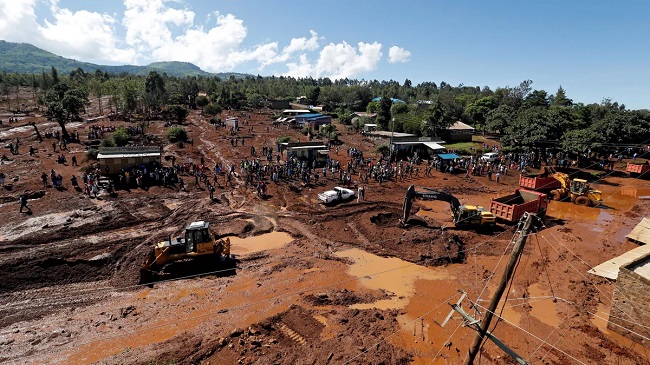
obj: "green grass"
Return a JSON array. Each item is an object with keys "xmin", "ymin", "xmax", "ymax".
[{"xmin": 443, "ymin": 141, "xmax": 477, "ymax": 150}]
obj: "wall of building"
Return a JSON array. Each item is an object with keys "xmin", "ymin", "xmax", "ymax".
[{"xmin": 608, "ymin": 266, "xmax": 650, "ymax": 348}]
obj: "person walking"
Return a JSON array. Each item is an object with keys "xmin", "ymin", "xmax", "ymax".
[
  {"xmin": 209, "ymin": 184, "xmax": 215, "ymax": 200},
  {"xmin": 0, "ymin": 172, "xmax": 5, "ymax": 186},
  {"xmin": 71, "ymin": 155, "xmax": 78, "ymax": 166},
  {"xmin": 495, "ymin": 172, "xmax": 500, "ymax": 183},
  {"xmin": 19, "ymin": 193, "xmax": 31, "ymax": 213}
]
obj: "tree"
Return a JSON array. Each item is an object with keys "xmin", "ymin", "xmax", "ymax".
[
  {"xmin": 550, "ymin": 86, "xmax": 572, "ymax": 107},
  {"xmin": 465, "ymin": 96, "xmax": 497, "ymax": 129},
  {"xmin": 195, "ymin": 95, "xmax": 209, "ymax": 110},
  {"xmin": 308, "ymin": 86, "xmax": 320, "ymax": 106},
  {"xmin": 376, "ymin": 96, "xmax": 393, "ymax": 130},
  {"xmin": 43, "ymin": 83, "xmax": 88, "ymax": 140},
  {"xmin": 113, "ymin": 127, "xmax": 129, "ymax": 147},
  {"xmin": 422, "ymin": 100, "xmax": 445, "ymax": 137},
  {"xmin": 50, "ymin": 66, "xmax": 59, "ymax": 85},
  {"xmin": 144, "ymin": 71, "xmax": 166, "ymax": 117},
  {"xmin": 203, "ymin": 103, "xmax": 222, "ymax": 116},
  {"xmin": 320, "ymin": 123, "xmax": 337, "ymax": 140},
  {"xmin": 485, "ymin": 105, "xmax": 514, "ymax": 133},
  {"xmin": 167, "ymin": 126, "xmax": 188, "ymax": 142}
]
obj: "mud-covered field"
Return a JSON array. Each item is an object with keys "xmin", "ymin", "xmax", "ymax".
[{"xmin": 0, "ymin": 100, "xmax": 649, "ymax": 364}]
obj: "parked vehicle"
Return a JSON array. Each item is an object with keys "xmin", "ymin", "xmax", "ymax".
[
  {"xmin": 626, "ymin": 162, "xmax": 650, "ymax": 176},
  {"xmin": 318, "ymin": 186, "xmax": 355, "ymax": 204},
  {"xmin": 480, "ymin": 152, "xmax": 500, "ymax": 162},
  {"xmin": 490, "ymin": 189, "xmax": 547, "ymax": 223}
]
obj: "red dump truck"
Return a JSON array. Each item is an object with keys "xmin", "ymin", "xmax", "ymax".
[
  {"xmin": 490, "ymin": 189, "xmax": 548, "ymax": 223},
  {"xmin": 519, "ymin": 173, "xmax": 561, "ymax": 191},
  {"xmin": 626, "ymin": 162, "xmax": 650, "ymax": 176}
]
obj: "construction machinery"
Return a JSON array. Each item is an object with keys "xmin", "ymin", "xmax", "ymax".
[
  {"xmin": 140, "ymin": 221, "xmax": 231, "ymax": 281},
  {"xmin": 402, "ymin": 185, "xmax": 496, "ymax": 229},
  {"xmin": 549, "ymin": 169, "xmax": 603, "ymax": 206}
]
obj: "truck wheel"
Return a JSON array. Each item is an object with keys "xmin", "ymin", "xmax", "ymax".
[
  {"xmin": 550, "ymin": 191, "xmax": 562, "ymax": 201},
  {"xmin": 574, "ymin": 196, "xmax": 590, "ymax": 206}
]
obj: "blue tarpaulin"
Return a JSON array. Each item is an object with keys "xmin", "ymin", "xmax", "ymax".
[{"xmin": 437, "ymin": 153, "xmax": 461, "ymax": 160}]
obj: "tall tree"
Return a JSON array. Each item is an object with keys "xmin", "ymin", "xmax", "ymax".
[
  {"xmin": 144, "ymin": 71, "xmax": 166, "ymax": 117},
  {"xmin": 43, "ymin": 83, "xmax": 88, "ymax": 140}
]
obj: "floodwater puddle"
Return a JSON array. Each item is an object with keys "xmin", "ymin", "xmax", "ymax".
[
  {"xmin": 228, "ymin": 231, "xmax": 293, "ymax": 255},
  {"xmin": 591, "ymin": 303, "xmax": 644, "ymax": 350},
  {"xmin": 334, "ymin": 248, "xmax": 452, "ymax": 310},
  {"xmin": 527, "ymin": 283, "xmax": 560, "ymax": 327}
]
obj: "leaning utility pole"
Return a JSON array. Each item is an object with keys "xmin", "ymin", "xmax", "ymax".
[{"xmin": 464, "ymin": 213, "xmax": 536, "ymax": 365}]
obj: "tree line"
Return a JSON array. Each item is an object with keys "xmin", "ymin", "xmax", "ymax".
[{"xmin": 1, "ymin": 67, "xmax": 649, "ymax": 154}]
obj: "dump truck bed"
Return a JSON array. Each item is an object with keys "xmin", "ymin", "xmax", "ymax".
[
  {"xmin": 519, "ymin": 174, "xmax": 561, "ymax": 191},
  {"xmin": 626, "ymin": 163, "xmax": 650, "ymax": 175},
  {"xmin": 490, "ymin": 189, "xmax": 547, "ymax": 223}
]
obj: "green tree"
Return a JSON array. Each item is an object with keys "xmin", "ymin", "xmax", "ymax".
[
  {"xmin": 308, "ymin": 86, "xmax": 321, "ymax": 106},
  {"xmin": 550, "ymin": 86, "xmax": 572, "ymax": 107},
  {"xmin": 376, "ymin": 96, "xmax": 393, "ymax": 130},
  {"xmin": 203, "ymin": 103, "xmax": 222, "ymax": 116},
  {"xmin": 485, "ymin": 105, "xmax": 515, "ymax": 133},
  {"xmin": 195, "ymin": 95, "xmax": 209, "ymax": 110},
  {"xmin": 465, "ymin": 96, "xmax": 497, "ymax": 129},
  {"xmin": 144, "ymin": 71, "xmax": 166, "ymax": 117},
  {"xmin": 167, "ymin": 126, "xmax": 188, "ymax": 142},
  {"xmin": 43, "ymin": 83, "xmax": 88, "ymax": 140},
  {"xmin": 421, "ymin": 100, "xmax": 446, "ymax": 137},
  {"xmin": 113, "ymin": 126, "xmax": 129, "ymax": 147}
]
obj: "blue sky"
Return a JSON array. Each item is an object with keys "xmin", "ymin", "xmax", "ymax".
[{"xmin": 0, "ymin": 0, "xmax": 649, "ymax": 109}]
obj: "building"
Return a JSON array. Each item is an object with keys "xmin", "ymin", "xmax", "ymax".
[
  {"xmin": 294, "ymin": 113, "xmax": 332, "ymax": 130},
  {"xmin": 97, "ymin": 146, "xmax": 162, "ymax": 174},
  {"xmin": 442, "ymin": 121, "xmax": 475, "ymax": 142},
  {"xmin": 608, "ymin": 251, "xmax": 650, "ymax": 347},
  {"xmin": 390, "ymin": 136, "xmax": 446, "ymax": 159},
  {"xmin": 279, "ymin": 142, "xmax": 329, "ymax": 167},
  {"xmin": 588, "ymin": 218, "xmax": 650, "ymax": 347}
]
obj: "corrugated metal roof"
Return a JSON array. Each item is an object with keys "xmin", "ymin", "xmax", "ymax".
[
  {"xmin": 626, "ymin": 217, "xmax": 650, "ymax": 245},
  {"xmin": 588, "ymin": 244, "xmax": 650, "ymax": 280},
  {"xmin": 422, "ymin": 142, "xmax": 445, "ymax": 150},
  {"xmin": 447, "ymin": 121, "xmax": 475, "ymax": 130},
  {"xmin": 438, "ymin": 153, "xmax": 461, "ymax": 160},
  {"xmin": 97, "ymin": 152, "xmax": 161, "ymax": 159}
]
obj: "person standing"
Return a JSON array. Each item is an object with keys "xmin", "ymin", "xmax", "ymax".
[
  {"xmin": 71, "ymin": 155, "xmax": 78, "ymax": 166},
  {"xmin": 209, "ymin": 184, "xmax": 215, "ymax": 200},
  {"xmin": 19, "ymin": 193, "xmax": 31, "ymax": 213},
  {"xmin": 495, "ymin": 172, "xmax": 500, "ymax": 183}
]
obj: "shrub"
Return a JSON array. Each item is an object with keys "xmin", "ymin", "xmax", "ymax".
[
  {"xmin": 86, "ymin": 149, "xmax": 99, "ymax": 160},
  {"xmin": 375, "ymin": 144, "xmax": 389, "ymax": 156},
  {"xmin": 203, "ymin": 103, "xmax": 222, "ymax": 116},
  {"xmin": 276, "ymin": 136, "xmax": 291, "ymax": 144},
  {"xmin": 167, "ymin": 126, "xmax": 188, "ymax": 142},
  {"xmin": 113, "ymin": 127, "xmax": 129, "ymax": 147},
  {"xmin": 100, "ymin": 138, "xmax": 115, "ymax": 147}
]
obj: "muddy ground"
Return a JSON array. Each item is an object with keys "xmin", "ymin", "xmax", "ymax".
[{"xmin": 0, "ymin": 95, "xmax": 649, "ymax": 364}]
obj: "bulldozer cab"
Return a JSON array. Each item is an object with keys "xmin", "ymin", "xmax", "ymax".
[
  {"xmin": 185, "ymin": 221, "xmax": 214, "ymax": 253},
  {"xmin": 570, "ymin": 179, "xmax": 589, "ymax": 194},
  {"xmin": 454, "ymin": 205, "xmax": 496, "ymax": 227}
]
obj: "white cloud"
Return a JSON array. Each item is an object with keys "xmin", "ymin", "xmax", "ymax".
[
  {"xmin": 388, "ymin": 46, "xmax": 411, "ymax": 63},
  {"xmin": 0, "ymin": 0, "xmax": 136, "ymax": 64},
  {"xmin": 314, "ymin": 41, "xmax": 383, "ymax": 79},
  {"xmin": 0, "ymin": 0, "xmax": 403, "ymax": 79}
]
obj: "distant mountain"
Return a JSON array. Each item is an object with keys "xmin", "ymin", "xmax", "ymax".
[{"xmin": 0, "ymin": 40, "xmax": 250, "ymax": 78}]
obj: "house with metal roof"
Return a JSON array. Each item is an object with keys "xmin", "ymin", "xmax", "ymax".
[
  {"xmin": 97, "ymin": 146, "xmax": 162, "ymax": 174},
  {"xmin": 442, "ymin": 121, "xmax": 475, "ymax": 142},
  {"xmin": 294, "ymin": 113, "xmax": 332, "ymax": 130}
]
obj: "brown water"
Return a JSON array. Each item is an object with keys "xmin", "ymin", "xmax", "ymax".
[
  {"xmin": 591, "ymin": 303, "xmax": 645, "ymax": 351},
  {"xmin": 335, "ymin": 248, "xmax": 452, "ymax": 310},
  {"xmin": 228, "ymin": 231, "xmax": 293, "ymax": 255}
]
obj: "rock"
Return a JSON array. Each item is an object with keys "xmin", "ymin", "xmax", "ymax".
[
  {"xmin": 120, "ymin": 305, "xmax": 136, "ymax": 318},
  {"xmin": 230, "ymin": 329, "xmax": 244, "ymax": 337}
]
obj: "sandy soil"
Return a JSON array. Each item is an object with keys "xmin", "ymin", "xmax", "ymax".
[{"xmin": 0, "ymin": 99, "xmax": 649, "ymax": 365}]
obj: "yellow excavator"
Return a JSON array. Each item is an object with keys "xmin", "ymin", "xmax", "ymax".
[
  {"xmin": 549, "ymin": 170, "xmax": 603, "ymax": 206},
  {"xmin": 140, "ymin": 221, "xmax": 231, "ymax": 282},
  {"xmin": 402, "ymin": 185, "xmax": 496, "ymax": 229}
]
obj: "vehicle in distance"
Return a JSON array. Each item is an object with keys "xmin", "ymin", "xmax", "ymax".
[
  {"xmin": 318, "ymin": 186, "xmax": 355, "ymax": 204},
  {"xmin": 481, "ymin": 152, "xmax": 500, "ymax": 162}
]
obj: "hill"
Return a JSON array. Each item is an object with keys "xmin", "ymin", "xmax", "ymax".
[{"xmin": 0, "ymin": 40, "xmax": 249, "ymax": 78}]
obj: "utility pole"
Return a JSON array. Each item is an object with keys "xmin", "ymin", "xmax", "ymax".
[{"xmin": 463, "ymin": 213, "xmax": 536, "ymax": 365}]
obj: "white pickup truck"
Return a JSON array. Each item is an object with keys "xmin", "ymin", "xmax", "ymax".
[{"xmin": 318, "ymin": 186, "xmax": 355, "ymax": 204}]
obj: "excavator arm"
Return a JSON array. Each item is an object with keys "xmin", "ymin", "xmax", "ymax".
[{"xmin": 402, "ymin": 185, "xmax": 461, "ymax": 224}]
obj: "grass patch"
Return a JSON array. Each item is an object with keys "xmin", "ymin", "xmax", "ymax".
[{"xmin": 443, "ymin": 141, "xmax": 477, "ymax": 150}]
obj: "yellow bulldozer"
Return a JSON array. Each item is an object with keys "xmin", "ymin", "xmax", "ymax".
[
  {"xmin": 140, "ymin": 221, "xmax": 231, "ymax": 282},
  {"xmin": 549, "ymin": 170, "xmax": 603, "ymax": 206}
]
